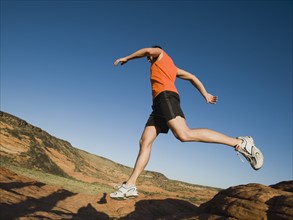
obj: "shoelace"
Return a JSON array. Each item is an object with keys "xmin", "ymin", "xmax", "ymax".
[
  {"xmin": 114, "ymin": 182, "xmax": 125, "ymax": 189},
  {"xmin": 236, "ymin": 152, "xmax": 245, "ymax": 163},
  {"xmin": 114, "ymin": 181, "xmax": 135, "ymax": 190},
  {"xmin": 235, "ymin": 145, "xmax": 252, "ymax": 163}
]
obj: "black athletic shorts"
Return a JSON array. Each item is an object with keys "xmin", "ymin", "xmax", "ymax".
[{"xmin": 145, "ymin": 91, "xmax": 185, "ymax": 133}]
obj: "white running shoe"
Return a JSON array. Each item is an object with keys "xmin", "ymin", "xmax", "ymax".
[
  {"xmin": 235, "ymin": 136, "xmax": 264, "ymax": 170},
  {"xmin": 110, "ymin": 183, "xmax": 138, "ymax": 200}
]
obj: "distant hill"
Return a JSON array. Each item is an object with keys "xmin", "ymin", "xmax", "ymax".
[
  {"xmin": 0, "ymin": 111, "xmax": 219, "ymax": 202},
  {"xmin": 1, "ymin": 111, "xmax": 292, "ymax": 219}
]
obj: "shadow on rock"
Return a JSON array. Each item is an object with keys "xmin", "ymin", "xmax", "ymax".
[
  {"xmin": 72, "ymin": 203, "xmax": 110, "ymax": 220},
  {"xmin": 0, "ymin": 188, "xmax": 76, "ymax": 219},
  {"xmin": 120, "ymin": 198, "xmax": 199, "ymax": 220},
  {"xmin": 266, "ymin": 194, "xmax": 293, "ymax": 220},
  {"xmin": 98, "ymin": 192, "xmax": 107, "ymax": 204}
]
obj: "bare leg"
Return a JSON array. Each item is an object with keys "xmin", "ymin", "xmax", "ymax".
[
  {"xmin": 125, "ymin": 126, "xmax": 159, "ymax": 186},
  {"xmin": 168, "ymin": 116, "xmax": 242, "ymax": 147},
  {"xmin": 125, "ymin": 117, "xmax": 240, "ymax": 187}
]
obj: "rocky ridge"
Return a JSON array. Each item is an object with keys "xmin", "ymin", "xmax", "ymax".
[
  {"xmin": 0, "ymin": 111, "xmax": 292, "ymax": 219},
  {"xmin": 1, "ymin": 167, "xmax": 292, "ymax": 219}
]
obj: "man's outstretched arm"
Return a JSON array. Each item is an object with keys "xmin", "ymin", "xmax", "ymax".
[
  {"xmin": 114, "ymin": 48, "xmax": 162, "ymax": 66},
  {"xmin": 177, "ymin": 68, "xmax": 218, "ymax": 104}
]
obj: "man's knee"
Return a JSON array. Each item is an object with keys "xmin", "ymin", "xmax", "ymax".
[
  {"xmin": 139, "ymin": 138, "xmax": 153, "ymax": 149},
  {"xmin": 173, "ymin": 131, "xmax": 190, "ymax": 142},
  {"xmin": 139, "ymin": 138, "xmax": 143, "ymax": 146}
]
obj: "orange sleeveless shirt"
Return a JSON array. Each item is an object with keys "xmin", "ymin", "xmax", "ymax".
[{"xmin": 150, "ymin": 51, "xmax": 178, "ymax": 99}]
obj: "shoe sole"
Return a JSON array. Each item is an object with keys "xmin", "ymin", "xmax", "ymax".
[
  {"xmin": 237, "ymin": 136, "xmax": 264, "ymax": 170},
  {"xmin": 110, "ymin": 195, "xmax": 138, "ymax": 200},
  {"xmin": 251, "ymin": 146, "xmax": 264, "ymax": 170}
]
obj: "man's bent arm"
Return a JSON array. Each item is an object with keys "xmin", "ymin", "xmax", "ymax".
[
  {"xmin": 177, "ymin": 68, "xmax": 217, "ymax": 104},
  {"xmin": 114, "ymin": 48, "xmax": 162, "ymax": 66}
]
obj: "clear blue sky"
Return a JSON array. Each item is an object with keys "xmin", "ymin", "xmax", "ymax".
[{"xmin": 1, "ymin": 0, "xmax": 292, "ymax": 188}]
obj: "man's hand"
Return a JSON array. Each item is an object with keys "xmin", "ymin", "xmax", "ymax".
[
  {"xmin": 205, "ymin": 93, "xmax": 218, "ymax": 104},
  {"xmin": 114, "ymin": 57, "xmax": 128, "ymax": 66}
]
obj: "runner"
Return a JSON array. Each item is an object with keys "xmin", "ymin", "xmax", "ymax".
[{"xmin": 110, "ymin": 46, "xmax": 264, "ymax": 199}]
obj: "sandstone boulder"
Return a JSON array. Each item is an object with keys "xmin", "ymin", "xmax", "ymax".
[{"xmin": 199, "ymin": 181, "xmax": 293, "ymax": 220}]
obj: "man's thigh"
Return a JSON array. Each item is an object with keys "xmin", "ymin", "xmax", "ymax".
[
  {"xmin": 140, "ymin": 125, "xmax": 160, "ymax": 144},
  {"xmin": 167, "ymin": 116, "xmax": 189, "ymax": 138}
]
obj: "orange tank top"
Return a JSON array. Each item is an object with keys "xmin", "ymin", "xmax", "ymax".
[{"xmin": 150, "ymin": 51, "xmax": 178, "ymax": 99}]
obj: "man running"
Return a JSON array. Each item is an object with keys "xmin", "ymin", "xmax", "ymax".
[{"xmin": 110, "ymin": 46, "xmax": 264, "ymax": 199}]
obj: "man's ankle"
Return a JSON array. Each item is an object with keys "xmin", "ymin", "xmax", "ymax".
[{"xmin": 125, "ymin": 181, "xmax": 135, "ymax": 187}]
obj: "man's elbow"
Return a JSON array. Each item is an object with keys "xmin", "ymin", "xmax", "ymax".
[{"xmin": 147, "ymin": 47, "xmax": 163, "ymax": 57}]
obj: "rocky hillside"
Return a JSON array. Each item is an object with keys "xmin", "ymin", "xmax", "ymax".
[
  {"xmin": 1, "ymin": 111, "xmax": 292, "ymax": 219},
  {"xmin": 1, "ymin": 167, "xmax": 292, "ymax": 219},
  {"xmin": 0, "ymin": 111, "xmax": 219, "ymax": 202}
]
